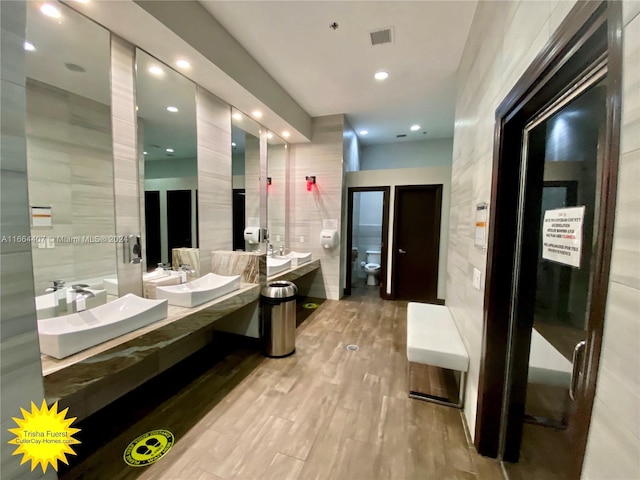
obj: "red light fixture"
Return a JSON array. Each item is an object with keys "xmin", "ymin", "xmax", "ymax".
[{"xmin": 306, "ymin": 176, "xmax": 316, "ymax": 191}]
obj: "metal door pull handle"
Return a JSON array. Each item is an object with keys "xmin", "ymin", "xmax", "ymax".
[
  {"xmin": 570, "ymin": 340, "xmax": 586, "ymax": 401},
  {"xmin": 398, "ymin": 249, "xmax": 407, "ymax": 254}
]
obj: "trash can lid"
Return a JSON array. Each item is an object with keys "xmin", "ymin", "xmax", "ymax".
[{"xmin": 261, "ymin": 280, "xmax": 298, "ymax": 299}]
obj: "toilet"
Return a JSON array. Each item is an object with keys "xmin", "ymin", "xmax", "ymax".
[{"xmin": 362, "ymin": 250, "xmax": 382, "ymax": 286}]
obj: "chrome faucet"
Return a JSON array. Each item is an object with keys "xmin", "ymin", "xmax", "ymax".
[
  {"xmin": 268, "ymin": 244, "xmax": 275, "ymax": 257},
  {"xmin": 45, "ymin": 280, "xmax": 67, "ymax": 313},
  {"xmin": 279, "ymin": 245, "xmax": 286, "ymax": 256},
  {"xmin": 71, "ymin": 284, "xmax": 95, "ymax": 312},
  {"xmin": 179, "ymin": 264, "xmax": 197, "ymax": 280}
]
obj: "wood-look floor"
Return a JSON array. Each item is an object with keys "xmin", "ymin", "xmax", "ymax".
[{"xmin": 60, "ymin": 286, "xmax": 503, "ymax": 480}]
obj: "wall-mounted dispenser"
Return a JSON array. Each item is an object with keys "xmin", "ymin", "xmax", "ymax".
[
  {"xmin": 320, "ymin": 229, "xmax": 338, "ymax": 249},
  {"xmin": 123, "ymin": 234, "xmax": 142, "ymax": 264},
  {"xmin": 244, "ymin": 226, "xmax": 262, "ymax": 244}
]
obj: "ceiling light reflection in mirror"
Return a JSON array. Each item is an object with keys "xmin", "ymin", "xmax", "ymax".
[
  {"xmin": 25, "ymin": 0, "xmax": 117, "ymax": 299},
  {"xmin": 136, "ymin": 49, "xmax": 198, "ymax": 270}
]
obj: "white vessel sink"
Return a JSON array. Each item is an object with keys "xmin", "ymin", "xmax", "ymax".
[
  {"xmin": 267, "ymin": 257, "xmax": 292, "ymax": 276},
  {"xmin": 37, "ymin": 294, "xmax": 168, "ymax": 359},
  {"xmin": 155, "ymin": 273, "xmax": 241, "ymax": 308},
  {"xmin": 283, "ymin": 251, "xmax": 312, "ymax": 266}
]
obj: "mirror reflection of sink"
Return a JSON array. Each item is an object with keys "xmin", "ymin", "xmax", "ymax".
[
  {"xmin": 267, "ymin": 257, "xmax": 291, "ymax": 276},
  {"xmin": 282, "ymin": 251, "xmax": 312, "ymax": 266},
  {"xmin": 35, "ymin": 289, "xmax": 108, "ymax": 320},
  {"xmin": 155, "ymin": 273, "xmax": 241, "ymax": 307},
  {"xmin": 37, "ymin": 294, "xmax": 168, "ymax": 359},
  {"xmin": 104, "ymin": 270, "xmax": 182, "ymax": 296}
]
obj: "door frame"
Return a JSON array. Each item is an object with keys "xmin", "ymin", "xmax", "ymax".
[
  {"xmin": 391, "ymin": 184, "xmax": 443, "ymax": 302},
  {"xmin": 345, "ymin": 186, "xmax": 390, "ymax": 297},
  {"xmin": 474, "ymin": 2, "xmax": 622, "ymax": 478}
]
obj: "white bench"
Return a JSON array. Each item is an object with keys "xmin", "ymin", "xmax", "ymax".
[{"xmin": 407, "ymin": 302, "xmax": 469, "ymax": 408}]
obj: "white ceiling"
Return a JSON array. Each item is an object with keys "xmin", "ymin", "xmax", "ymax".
[{"xmin": 200, "ymin": 1, "xmax": 477, "ymax": 145}]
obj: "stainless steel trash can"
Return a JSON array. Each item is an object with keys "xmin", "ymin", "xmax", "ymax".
[{"xmin": 260, "ymin": 281, "xmax": 298, "ymax": 357}]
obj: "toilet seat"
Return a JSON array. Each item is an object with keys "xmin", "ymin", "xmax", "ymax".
[{"xmin": 364, "ymin": 263, "xmax": 380, "ymax": 272}]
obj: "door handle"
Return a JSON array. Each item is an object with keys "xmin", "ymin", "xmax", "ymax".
[
  {"xmin": 398, "ymin": 249, "xmax": 407, "ymax": 254},
  {"xmin": 569, "ymin": 340, "xmax": 586, "ymax": 401}
]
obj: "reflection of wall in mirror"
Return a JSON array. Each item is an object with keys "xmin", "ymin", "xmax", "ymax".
[
  {"xmin": 267, "ymin": 144, "xmax": 287, "ymax": 250},
  {"xmin": 26, "ymin": 79, "xmax": 117, "ymax": 294},
  {"xmin": 244, "ymin": 134, "xmax": 261, "ymax": 250}
]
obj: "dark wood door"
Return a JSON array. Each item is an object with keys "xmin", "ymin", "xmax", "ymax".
[
  {"xmin": 393, "ymin": 185, "xmax": 442, "ymax": 302},
  {"xmin": 167, "ymin": 190, "xmax": 192, "ymax": 254},
  {"xmin": 144, "ymin": 190, "xmax": 161, "ymax": 269},
  {"xmin": 232, "ymin": 189, "xmax": 246, "ymax": 251}
]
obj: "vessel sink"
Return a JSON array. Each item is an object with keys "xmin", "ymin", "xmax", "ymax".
[
  {"xmin": 104, "ymin": 270, "xmax": 182, "ymax": 296},
  {"xmin": 37, "ymin": 294, "xmax": 168, "ymax": 359},
  {"xmin": 267, "ymin": 257, "xmax": 292, "ymax": 276},
  {"xmin": 155, "ymin": 273, "xmax": 241, "ymax": 307},
  {"xmin": 283, "ymin": 251, "xmax": 312, "ymax": 266}
]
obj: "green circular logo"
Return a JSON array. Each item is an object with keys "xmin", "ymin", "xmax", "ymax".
[
  {"xmin": 123, "ymin": 429, "xmax": 174, "ymax": 467},
  {"xmin": 302, "ymin": 302, "xmax": 318, "ymax": 309}
]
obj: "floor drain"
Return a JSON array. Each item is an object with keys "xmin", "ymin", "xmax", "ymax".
[{"xmin": 346, "ymin": 344, "xmax": 359, "ymax": 351}]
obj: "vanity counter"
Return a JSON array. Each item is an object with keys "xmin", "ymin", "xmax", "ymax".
[
  {"xmin": 267, "ymin": 259, "xmax": 321, "ymax": 283},
  {"xmin": 41, "ymin": 283, "xmax": 260, "ymax": 420}
]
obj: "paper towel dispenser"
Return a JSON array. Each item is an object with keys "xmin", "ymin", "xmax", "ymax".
[{"xmin": 320, "ymin": 229, "xmax": 338, "ymax": 249}]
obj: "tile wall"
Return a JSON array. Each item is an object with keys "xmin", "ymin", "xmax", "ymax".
[
  {"xmin": 583, "ymin": 2, "xmax": 640, "ymax": 478},
  {"xmin": 110, "ymin": 36, "xmax": 142, "ymax": 296},
  {"xmin": 0, "ymin": 2, "xmax": 54, "ymax": 478},
  {"xmin": 196, "ymin": 86, "xmax": 233, "ymax": 274},
  {"xmin": 289, "ymin": 115, "xmax": 345, "ymax": 300}
]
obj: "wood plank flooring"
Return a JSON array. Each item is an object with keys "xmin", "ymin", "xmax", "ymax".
[{"xmin": 59, "ymin": 286, "xmax": 503, "ymax": 480}]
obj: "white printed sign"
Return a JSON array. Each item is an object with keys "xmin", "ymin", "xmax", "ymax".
[{"xmin": 542, "ymin": 206, "xmax": 585, "ymax": 268}]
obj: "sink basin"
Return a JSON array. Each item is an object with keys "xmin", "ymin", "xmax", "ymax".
[
  {"xmin": 37, "ymin": 294, "xmax": 168, "ymax": 359},
  {"xmin": 35, "ymin": 288, "xmax": 108, "ymax": 320},
  {"xmin": 283, "ymin": 251, "xmax": 312, "ymax": 266},
  {"xmin": 267, "ymin": 257, "xmax": 292, "ymax": 276},
  {"xmin": 155, "ymin": 273, "xmax": 241, "ymax": 307},
  {"xmin": 104, "ymin": 270, "xmax": 182, "ymax": 296}
]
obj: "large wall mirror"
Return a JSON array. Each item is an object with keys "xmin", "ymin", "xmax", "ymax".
[
  {"xmin": 267, "ymin": 132, "xmax": 288, "ymax": 251},
  {"xmin": 135, "ymin": 49, "xmax": 197, "ymax": 270},
  {"xmin": 25, "ymin": 1, "xmax": 116, "ymax": 306},
  {"xmin": 231, "ymin": 108, "xmax": 262, "ymax": 251}
]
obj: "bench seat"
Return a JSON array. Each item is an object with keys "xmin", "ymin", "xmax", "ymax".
[{"xmin": 407, "ymin": 302, "xmax": 469, "ymax": 408}]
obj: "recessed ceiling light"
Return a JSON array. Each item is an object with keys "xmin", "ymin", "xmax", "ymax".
[
  {"xmin": 166, "ymin": 148, "xmax": 174, "ymax": 153},
  {"xmin": 374, "ymin": 71, "xmax": 389, "ymax": 81},
  {"xmin": 176, "ymin": 59, "xmax": 190, "ymax": 69},
  {"xmin": 231, "ymin": 142, "xmax": 236, "ymax": 147},
  {"xmin": 143, "ymin": 151, "xmax": 148, "ymax": 155},
  {"xmin": 282, "ymin": 131, "xmax": 290, "ymax": 138},
  {"xmin": 40, "ymin": 3, "xmax": 61, "ymax": 18},
  {"xmin": 359, "ymin": 130, "xmax": 368, "ymax": 136},
  {"xmin": 410, "ymin": 124, "xmax": 420, "ymax": 131},
  {"xmin": 266, "ymin": 133, "xmax": 273, "ymax": 139},
  {"xmin": 232, "ymin": 112, "xmax": 242, "ymax": 120},
  {"xmin": 148, "ymin": 66, "xmax": 163, "ymax": 76},
  {"xmin": 166, "ymin": 106, "xmax": 179, "ymax": 113},
  {"xmin": 252, "ymin": 110, "xmax": 262, "ymax": 118},
  {"xmin": 73, "ymin": 0, "xmax": 90, "ymax": 4},
  {"xmin": 24, "ymin": 41, "xmax": 35, "ymax": 51}
]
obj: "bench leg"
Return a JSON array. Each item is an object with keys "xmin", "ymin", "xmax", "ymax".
[{"xmin": 408, "ymin": 366, "xmax": 466, "ymax": 409}]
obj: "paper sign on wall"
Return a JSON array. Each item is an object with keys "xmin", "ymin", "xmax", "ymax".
[
  {"xmin": 31, "ymin": 206, "xmax": 52, "ymax": 227},
  {"xmin": 323, "ymin": 219, "xmax": 338, "ymax": 230},
  {"xmin": 542, "ymin": 206, "xmax": 585, "ymax": 268},
  {"xmin": 474, "ymin": 202, "xmax": 488, "ymax": 248}
]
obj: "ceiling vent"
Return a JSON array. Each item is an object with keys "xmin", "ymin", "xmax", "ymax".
[
  {"xmin": 396, "ymin": 134, "xmax": 407, "ymax": 138},
  {"xmin": 369, "ymin": 26, "xmax": 394, "ymax": 46}
]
